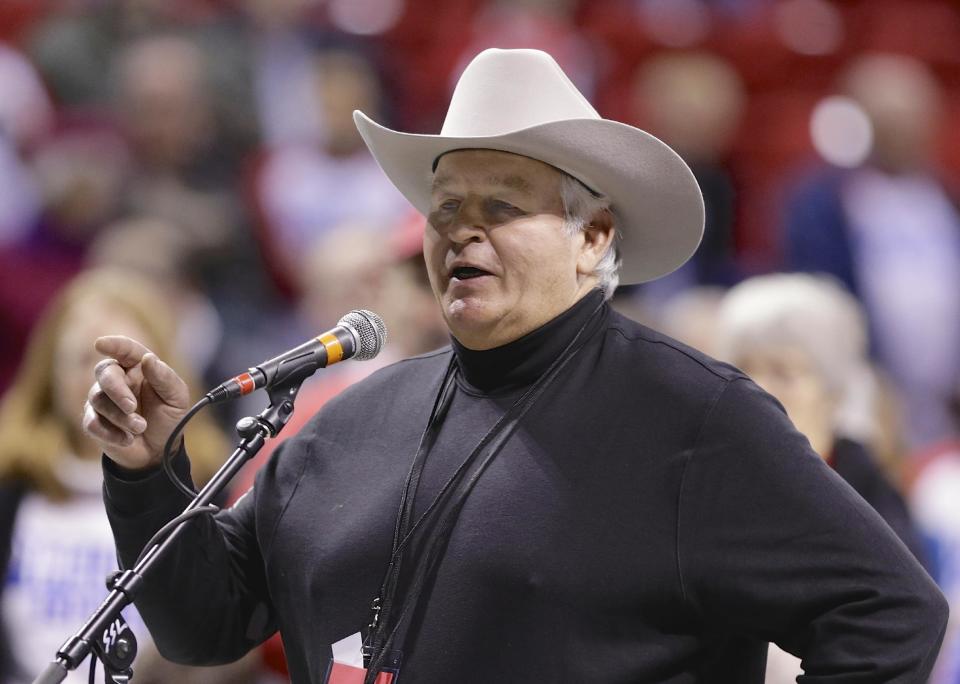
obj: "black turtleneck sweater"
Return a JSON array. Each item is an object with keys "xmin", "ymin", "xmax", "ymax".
[{"xmin": 103, "ymin": 291, "xmax": 947, "ymax": 682}]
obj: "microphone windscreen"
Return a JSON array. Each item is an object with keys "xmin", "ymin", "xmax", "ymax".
[{"xmin": 340, "ymin": 310, "xmax": 387, "ymax": 361}]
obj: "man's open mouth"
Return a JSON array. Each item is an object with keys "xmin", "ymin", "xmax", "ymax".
[{"xmin": 451, "ymin": 266, "xmax": 492, "ymax": 280}]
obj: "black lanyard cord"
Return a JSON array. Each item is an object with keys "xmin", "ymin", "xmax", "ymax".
[
  {"xmin": 366, "ymin": 352, "xmax": 520, "ymax": 667},
  {"xmin": 364, "ymin": 301, "xmax": 606, "ymax": 681},
  {"xmin": 388, "ymin": 359, "xmax": 459, "ymax": 556},
  {"xmin": 368, "ymin": 357, "xmax": 459, "ymax": 662}
]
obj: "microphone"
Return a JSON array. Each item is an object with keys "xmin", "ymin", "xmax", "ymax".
[{"xmin": 206, "ymin": 310, "xmax": 387, "ymax": 403}]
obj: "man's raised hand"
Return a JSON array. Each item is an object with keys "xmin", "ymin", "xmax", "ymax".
[{"xmin": 82, "ymin": 336, "xmax": 191, "ymax": 471}]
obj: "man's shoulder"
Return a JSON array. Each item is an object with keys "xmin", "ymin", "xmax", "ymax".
[
  {"xmin": 301, "ymin": 347, "xmax": 453, "ymax": 431},
  {"xmin": 350, "ymin": 346, "xmax": 453, "ymax": 395},
  {"xmin": 603, "ymin": 309, "xmax": 745, "ymax": 389}
]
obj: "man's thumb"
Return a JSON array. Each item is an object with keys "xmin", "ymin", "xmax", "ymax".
[{"xmin": 141, "ymin": 353, "xmax": 190, "ymax": 408}]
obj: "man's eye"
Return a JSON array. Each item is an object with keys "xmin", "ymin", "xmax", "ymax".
[
  {"xmin": 439, "ymin": 200, "xmax": 461, "ymax": 211},
  {"xmin": 488, "ymin": 200, "xmax": 524, "ymax": 215}
]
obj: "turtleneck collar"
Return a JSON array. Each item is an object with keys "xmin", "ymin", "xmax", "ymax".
[{"xmin": 451, "ymin": 289, "xmax": 607, "ymax": 393}]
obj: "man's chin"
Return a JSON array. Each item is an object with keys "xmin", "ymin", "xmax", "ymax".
[
  {"xmin": 443, "ymin": 295, "xmax": 504, "ymax": 344},
  {"xmin": 445, "ymin": 294, "xmax": 492, "ymax": 323}
]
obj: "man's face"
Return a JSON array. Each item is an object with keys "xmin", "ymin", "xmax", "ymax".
[{"xmin": 425, "ymin": 150, "xmax": 591, "ymax": 350}]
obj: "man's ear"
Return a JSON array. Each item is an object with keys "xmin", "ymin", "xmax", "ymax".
[{"xmin": 576, "ymin": 209, "xmax": 616, "ymax": 277}]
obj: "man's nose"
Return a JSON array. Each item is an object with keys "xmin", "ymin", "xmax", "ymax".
[{"xmin": 447, "ymin": 199, "xmax": 487, "ymax": 244}]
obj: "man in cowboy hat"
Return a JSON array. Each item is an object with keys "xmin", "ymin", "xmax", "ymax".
[{"xmin": 85, "ymin": 49, "xmax": 946, "ymax": 682}]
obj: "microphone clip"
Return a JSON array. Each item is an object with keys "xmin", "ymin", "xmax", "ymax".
[{"xmin": 237, "ymin": 378, "xmax": 301, "ymax": 441}]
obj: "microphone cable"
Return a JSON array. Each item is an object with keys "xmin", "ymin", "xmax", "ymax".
[{"xmin": 161, "ymin": 395, "xmax": 213, "ymax": 499}]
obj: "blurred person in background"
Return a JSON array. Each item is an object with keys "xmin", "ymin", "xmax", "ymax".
[
  {"xmin": 28, "ymin": 0, "xmax": 166, "ymax": 109},
  {"xmin": 3, "ymin": 121, "xmax": 131, "ymax": 354},
  {"xmin": 0, "ymin": 40, "xmax": 49, "ymax": 247},
  {"xmin": 86, "ymin": 215, "xmax": 224, "ymax": 379},
  {"xmin": 784, "ymin": 53, "xmax": 960, "ymax": 454},
  {"xmin": 238, "ymin": 217, "xmax": 423, "ymax": 439},
  {"xmin": 294, "ymin": 221, "xmax": 393, "ymax": 338},
  {"xmin": 373, "ymin": 217, "xmax": 451, "ymax": 359},
  {"xmin": 240, "ymin": 0, "xmax": 328, "ymax": 147},
  {"xmin": 451, "ymin": 0, "xmax": 597, "ymax": 98},
  {"xmin": 0, "ymin": 115, "xmax": 130, "ymax": 395},
  {"xmin": 113, "ymin": 31, "xmax": 270, "ymax": 302},
  {"xmin": 292, "ymin": 215, "xmax": 448, "ymax": 403},
  {"xmin": 253, "ymin": 45, "xmax": 410, "ymax": 301},
  {"xmin": 28, "ymin": 126, "xmax": 130, "ymax": 261},
  {"xmin": 114, "ymin": 33, "xmax": 236, "ymax": 257},
  {"xmin": 632, "ymin": 51, "xmax": 746, "ymax": 297},
  {"xmin": 0, "ymin": 40, "xmax": 58, "ymax": 392},
  {"xmin": 714, "ymin": 273, "xmax": 930, "ymax": 682},
  {"xmin": 0, "ymin": 268, "xmax": 256, "ymax": 683}
]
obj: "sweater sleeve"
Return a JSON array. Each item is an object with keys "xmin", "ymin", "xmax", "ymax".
[
  {"xmin": 102, "ymin": 447, "xmax": 277, "ymax": 665},
  {"xmin": 832, "ymin": 439, "xmax": 930, "ymax": 571},
  {"xmin": 677, "ymin": 377, "xmax": 948, "ymax": 682}
]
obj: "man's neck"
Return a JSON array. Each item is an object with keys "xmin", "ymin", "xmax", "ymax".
[{"xmin": 451, "ymin": 289, "xmax": 606, "ymax": 393}]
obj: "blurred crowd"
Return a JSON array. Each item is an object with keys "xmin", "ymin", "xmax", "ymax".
[{"xmin": 0, "ymin": 0, "xmax": 958, "ymax": 681}]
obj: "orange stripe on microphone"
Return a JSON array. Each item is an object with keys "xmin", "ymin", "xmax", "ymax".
[
  {"xmin": 234, "ymin": 372, "xmax": 256, "ymax": 395},
  {"xmin": 318, "ymin": 332, "xmax": 344, "ymax": 364}
]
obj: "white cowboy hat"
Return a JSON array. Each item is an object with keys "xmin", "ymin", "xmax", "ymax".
[{"xmin": 353, "ymin": 48, "xmax": 704, "ymax": 284}]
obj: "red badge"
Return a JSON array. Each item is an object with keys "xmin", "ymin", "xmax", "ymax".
[
  {"xmin": 325, "ymin": 661, "xmax": 395, "ymax": 684},
  {"xmin": 324, "ymin": 632, "xmax": 400, "ymax": 684}
]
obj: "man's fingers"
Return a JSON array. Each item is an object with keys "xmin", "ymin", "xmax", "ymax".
[
  {"xmin": 83, "ymin": 402, "xmax": 134, "ymax": 446},
  {"xmin": 94, "ymin": 360, "xmax": 138, "ymax": 414},
  {"xmin": 88, "ymin": 389, "xmax": 148, "ymax": 435},
  {"xmin": 141, "ymin": 353, "xmax": 190, "ymax": 408},
  {"xmin": 94, "ymin": 336, "xmax": 152, "ymax": 369}
]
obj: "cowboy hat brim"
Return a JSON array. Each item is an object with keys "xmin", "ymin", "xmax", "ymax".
[{"xmin": 354, "ymin": 110, "xmax": 705, "ymax": 285}]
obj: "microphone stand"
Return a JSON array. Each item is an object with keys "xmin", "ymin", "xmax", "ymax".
[{"xmin": 33, "ymin": 376, "xmax": 307, "ymax": 684}]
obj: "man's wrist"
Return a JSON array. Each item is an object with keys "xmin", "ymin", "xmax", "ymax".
[
  {"xmin": 103, "ymin": 456, "xmax": 164, "ymax": 482},
  {"xmin": 102, "ymin": 444, "xmax": 194, "ymax": 517}
]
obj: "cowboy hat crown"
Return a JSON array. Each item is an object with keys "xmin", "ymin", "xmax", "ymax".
[
  {"xmin": 440, "ymin": 48, "xmax": 599, "ymax": 136},
  {"xmin": 354, "ymin": 48, "xmax": 704, "ymax": 284}
]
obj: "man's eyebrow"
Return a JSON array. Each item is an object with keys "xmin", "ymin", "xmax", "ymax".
[
  {"xmin": 430, "ymin": 173, "xmax": 534, "ymax": 195},
  {"xmin": 488, "ymin": 174, "xmax": 533, "ymax": 195}
]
